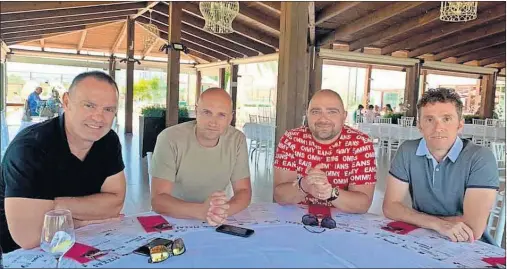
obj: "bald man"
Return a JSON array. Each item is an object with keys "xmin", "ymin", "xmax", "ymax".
[
  {"xmin": 151, "ymin": 88, "xmax": 251, "ymax": 226},
  {"xmin": 273, "ymin": 90, "xmax": 377, "ymax": 213}
]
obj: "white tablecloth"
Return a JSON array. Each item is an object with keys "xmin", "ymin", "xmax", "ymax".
[{"xmin": 4, "ymin": 203, "xmax": 504, "ymax": 268}]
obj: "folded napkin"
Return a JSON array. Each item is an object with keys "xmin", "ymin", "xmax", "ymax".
[
  {"xmin": 64, "ymin": 242, "xmax": 107, "ymax": 264},
  {"xmin": 381, "ymin": 221, "xmax": 419, "ymax": 235},
  {"xmin": 137, "ymin": 215, "xmax": 173, "ymax": 233}
]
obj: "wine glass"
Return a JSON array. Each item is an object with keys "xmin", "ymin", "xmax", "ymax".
[{"xmin": 40, "ymin": 209, "xmax": 76, "ymax": 268}]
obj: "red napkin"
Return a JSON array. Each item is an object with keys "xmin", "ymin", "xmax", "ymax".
[
  {"xmin": 482, "ymin": 257, "xmax": 506, "ymax": 266},
  {"xmin": 64, "ymin": 242, "xmax": 106, "ymax": 264},
  {"xmin": 308, "ymin": 204, "xmax": 332, "ymax": 218},
  {"xmin": 381, "ymin": 221, "xmax": 419, "ymax": 235},
  {"xmin": 137, "ymin": 215, "xmax": 173, "ymax": 233}
]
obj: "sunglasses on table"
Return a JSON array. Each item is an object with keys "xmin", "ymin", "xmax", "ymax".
[
  {"xmin": 302, "ymin": 214, "xmax": 336, "ymax": 233},
  {"xmin": 148, "ymin": 238, "xmax": 186, "ymax": 263}
]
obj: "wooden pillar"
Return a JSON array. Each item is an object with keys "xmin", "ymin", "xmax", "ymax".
[
  {"xmin": 165, "ymin": 2, "xmax": 182, "ymax": 127},
  {"xmin": 230, "ymin": 64, "xmax": 239, "ymax": 126},
  {"xmin": 195, "ymin": 70, "xmax": 202, "ymax": 102},
  {"xmin": 479, "ymin": 73, "xmax": 497, "ymax": 118},
  {"xmin": 276, "ymin": 2, "xmax": 310, "ymax": 143},
  {"xmin": 363, "ymin": 65, "xmax": 372, "ymax": 106},
  {"xmin": 125, "ymin": 17, "xmax": 134, "ymax": 134},
  {"xmin": 308, "ymin": 46, "xmax": 322, "ymax": 101},
  {"xmin": 420, "ymin": 70, "xmax": 427, "ymax": 96},
  {"xmin": 218, "ymin": 67, "xmax": 226, "ymax": 90},
  {"xmin": 404, "ymin": 63, "xmax": 421, "ymax": 118},
  {"xmin": 108, "ymin": 55, "xmax": 116, "ymax": 80}
]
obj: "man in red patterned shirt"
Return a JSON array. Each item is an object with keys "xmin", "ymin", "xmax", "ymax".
[{"xmin": 273, "ymin": 90, "xmax": 376, "ymax": 213}]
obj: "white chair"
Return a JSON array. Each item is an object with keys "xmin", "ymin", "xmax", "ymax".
[
  {"xmin": 471, "ymin": 125, "xmax": 487, "ymax": 147},
  {"xmin": 473, "ymin": 119, "xmax": 486, "ymax": 125},
  {"xmin": 491, "ymin": 142, "xmax": 506, "ymax": 172},
  {"xmin": 486, "ymin": 118, "xmax": 499, "ymax": 127},
  {"xmin": 485, "ymin": 190, "xmax": 506, "ymax": 247},
  {"xmin": 146, "ymin": 152, "xmax": 153, "ymax": 194},
  {"xmin": 374, "ymin": 117, "xmax": 392, "ymax": 124}
]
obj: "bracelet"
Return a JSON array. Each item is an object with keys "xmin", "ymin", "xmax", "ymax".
[{"xmin": 297, "ymin": 175, "xmax": 308, "ymax": 195}]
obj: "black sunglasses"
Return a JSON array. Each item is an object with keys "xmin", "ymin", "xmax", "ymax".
[{"xmin": 302, "ymin": 214, "xmax": 336, "ymax": 233}]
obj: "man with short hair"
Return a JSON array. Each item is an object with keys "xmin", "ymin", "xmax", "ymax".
[
  {"xmin": 151, "ymin": 88, "xmax": 251, "ymax": 226},
  {"xmin": 273, "ymin": 90, "xmax": 377, "ymax": 213},
  {"xmin": 0, "ymin": 71, "xmax": 126, "ymax": 252},
  {"xmin": 383, "ymin": 88, "xmax": 498, "ymax": 243},
  {"xmin": 27, "ymin": 86, "xmax": 43, "ymax": 116}
]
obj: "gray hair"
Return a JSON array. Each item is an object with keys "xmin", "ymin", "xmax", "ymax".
[{"xmin": 417, "ymin": 88, "xmax": 463, "ymax": 119}]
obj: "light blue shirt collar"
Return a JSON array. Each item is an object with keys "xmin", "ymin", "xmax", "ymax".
[{"xmin": 416, "ymin": 137, "xmax": 463, "ymax": 163}]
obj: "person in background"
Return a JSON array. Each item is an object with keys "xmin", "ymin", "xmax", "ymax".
[
  {"xmin": 364, "ymin": 105, "xmax": 376, "ymax": 123},
  {"xmin": 354, "ymin": 104, "xmax": 364, "ymax": 123},
  {"xmin": 374, "ymin": 105, "xmax": 381, "ymax": 117},
  {"xmin": 273, "ymin": 90, "xmax": 376, "ymax": 213},
  {"xmin": 383, "ymin": 88, "xmax": 498, "ymax": 243},
  {"xmin": 27, "ymin": 86, "xmax": 43, "ymax": 116},
  {"xmin": 385, "ymin": 104, "xmax": 394, "ymax": 114}
]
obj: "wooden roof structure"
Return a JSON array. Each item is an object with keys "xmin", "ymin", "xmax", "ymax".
[{"xmin": 1, "ymin": 1, "xmax": 505, "ymax": 68}]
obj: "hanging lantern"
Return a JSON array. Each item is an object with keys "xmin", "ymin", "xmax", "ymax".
[
  {"xmin": 440, "ymin": 1, "xmax": 478, "ymax": 22},
  {"xmin": 143, "ymin": 10, "xmax": 159, "ymax": 49},
  {"xmin": 199, "ymin": 2, "xmax": 239, "ymax": 34}
]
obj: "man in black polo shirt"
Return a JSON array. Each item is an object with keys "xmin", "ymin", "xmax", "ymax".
[{"xmin": 0, "ymin": 71, "xmax": 126, "ymax": 253}]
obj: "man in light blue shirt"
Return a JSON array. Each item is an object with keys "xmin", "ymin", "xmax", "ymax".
[
  {"xmin": 383, "ymin": 88, "xmax": 498, "ymax": 243},
  {"xmin": 27, "ymin": 87, "xmax": 43, "ymax": 116}
]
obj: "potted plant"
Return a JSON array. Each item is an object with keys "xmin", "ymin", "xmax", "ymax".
[
  {"xmin": 139, "ymin": 105, "xmax": 196, "ymax": 157},
  {"xmin": 139, "ymin": 105, "xmax": 166, "ymax": 157}
]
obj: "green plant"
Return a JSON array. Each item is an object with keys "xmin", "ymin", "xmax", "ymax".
[
  {"xmin": 463, "ymin": 114, "xmax": 483, "ymax": 124},
  {"xmin": 141, "ymin": 105, "xmax": 166, "ymax": 117},
  {"xmin": 178, "ymin": 106, "xmax": 189, "ymax": 118},
  {"xmin": 383, "ymin": 112, "xmax": 404, "ymax": 124},
  {"xmin": 141, "ymin": 105, "xmax": 191, "ymax": 118}
]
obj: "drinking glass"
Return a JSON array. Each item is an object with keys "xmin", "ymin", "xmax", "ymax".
[{"xmin": 40, "ymin": 209, "xmax": 75, "ymax": 268}]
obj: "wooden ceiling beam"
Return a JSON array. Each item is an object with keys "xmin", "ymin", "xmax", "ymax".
[
  {"xmin": 1, "ymin": 16, "xmax": 127, "ymax": 36},
  {"xmin": 137, "ymin": 18, "xmax": 239, "ymax": 60},
  {"xmin": 349, "ymin": 8, "xmax": 440, "ymax": 51},
  {"xmin": 393, "ymin": 4, "xmax": 506, "ymax": 57},
  {"xmin": 456, "ymin": 46, "xmax": 506, "ymax": 64},
  {"xmin": 0, "ymin": 2, "xmax": 145, "ymax": 22},
  {"xmin": 480, "ymin": 55, "xmax": 507, "ymax": 66},
  {"xmin": 131, "ymin": 1, "xmax": 159, "ymax": 19},
  {"xmin": 237, "ymin": 2, "xmax": 279, "ymax": 35},
  {"xmin": 151, "ymin": 4, "xmax": 274, "ymax": 54},
  {"xmin": 111, "ymin": 21, "xmax": 128, "ymax": 54},
  {"xmin": 254, "ymin": 2, "xmax": 281, "ymax": 14},
  {"xmin": 1, "ymin": 10, "xmax": 134, "ymax": 29},
  {"xmin": 315, "ymin": 2, "xmax": 361, "ymax": 25},
  {"xmin": 319, "ymin": 2, "xmax": 426, "ymax": 47},
  {"xmin": 141, "ymin": 41, "xmax": 158, "ymax": 60},
  {"xmin": 77, "ymin": 30, "xmax": 87, "ymax": 54},
  {"xmin": 433, "ymin": 34, "xmax": 506, "ymax": 61},
  {"xmin": 145, "ymin": 8, "xmax": 258, "ymax": 56},
  {"xmin": 497, "ymin": 62, "xmax": 506, "ymax": 69},
  {"xmin": 0, "ymin": 1, "xmax": 122, "ymax": 13},
  {"xmin": 402, "ymin": 21, "xmax": 506, "ymax": 58},
  {"xmin": 178, "ymin": 2, "xmax": 279, "ymax": 48}
]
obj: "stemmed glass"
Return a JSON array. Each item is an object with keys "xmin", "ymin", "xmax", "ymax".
[{"xmin": 40, "ymin": 209, "xmax": 76, "ymax": 268}]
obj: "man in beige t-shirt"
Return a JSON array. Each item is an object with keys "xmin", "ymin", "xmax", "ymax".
[{"xmin": 151, "ymin": 88, "xmax": 252, "ymax": 226}]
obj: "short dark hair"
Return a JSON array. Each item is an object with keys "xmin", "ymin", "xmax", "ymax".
[
  {"xmin": 368, "ymin": 105, "xmax": 374, "ymax": 109},
  {"xmin": 417, "ymin": 88, "xmax": 463, "ymax": 119},
  {"xmin": 358, "ymin": 104, "xmax": 364, "ymax": 109},
  {"xmin": 68, "ymin": 71, "xmax": 118, "ymax": 95}
]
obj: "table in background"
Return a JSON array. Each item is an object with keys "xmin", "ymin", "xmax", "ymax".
[{"xmin": 4, "ymin": 203, "xmax": 504, "ymax": 268}]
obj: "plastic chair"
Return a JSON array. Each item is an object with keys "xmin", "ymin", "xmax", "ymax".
[{"xmin": 485, "ymin": 190, "xmax": 506, "ymax": 247}]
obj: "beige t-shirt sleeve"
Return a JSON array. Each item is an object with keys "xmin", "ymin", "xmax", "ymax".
[
  {"xmin": 231, "ymin": 134, "xmax": 250, "ymax": 183},
  {"xmin": 151, "ymin": 130, "xmax": 177, "ymax": 182}
]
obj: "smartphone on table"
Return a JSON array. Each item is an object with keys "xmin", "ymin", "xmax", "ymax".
[{"xmin": 216, "ymin": 224, "xmax": 254, "ymax": 238}]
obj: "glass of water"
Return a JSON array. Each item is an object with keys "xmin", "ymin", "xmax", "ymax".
[{"xmin": 40, "ymin": 209, "xmax": 75, "ymax": 268}]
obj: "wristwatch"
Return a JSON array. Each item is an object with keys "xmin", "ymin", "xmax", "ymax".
[{"xmin": 327, "ymin": 187, "xmax": 339, "ymax": 202}]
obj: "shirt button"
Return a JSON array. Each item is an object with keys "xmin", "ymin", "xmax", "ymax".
[{"xmin": 436, "ymin": 168, "xmax": 440, "ymax": 172}]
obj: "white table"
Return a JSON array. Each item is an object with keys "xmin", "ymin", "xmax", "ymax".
[{"xmin": 4, "ymin": 203, "xmax": 504, "ymax": 268}]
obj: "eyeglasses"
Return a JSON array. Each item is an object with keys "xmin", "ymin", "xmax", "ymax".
[
  {"xmin": 302, "ymin": 214, "xmax": 336, "ymax": 233},
  {"xmin": 148, "ymin": 238, "xmax": 186, "ymax": 263}
]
